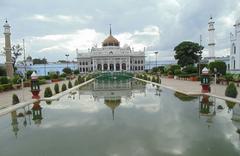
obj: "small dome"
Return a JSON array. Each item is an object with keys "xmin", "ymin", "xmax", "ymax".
[
  {"xmin": 102, "ymin": 35, "xmax": 119, "ymax": 47},
  {"xmin": 27, "ymin": 55, "xmax": 32, "ymax": 61},
  {"xmin": 102, "ymin": 25, "xmax": 120, "ymax": 47}
]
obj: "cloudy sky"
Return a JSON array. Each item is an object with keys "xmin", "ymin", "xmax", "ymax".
[{"xmin": 0, "ymin": 0, "xmax": 239, "ymax": 62}]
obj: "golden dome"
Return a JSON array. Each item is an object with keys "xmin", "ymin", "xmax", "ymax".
[
  {"xmin": 102, "ymin": 25, "xmax": 120, "ymax": 47},
  {"xmin": 104, "ymin": 98, "xmax": 121, "ymax": 109}
]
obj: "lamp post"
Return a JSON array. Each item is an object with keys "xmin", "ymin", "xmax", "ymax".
[
  {"xmin": 65, "ymin": 54, "xmax": 69, "ymax": 68},
  {"xmin": 214, "ymin": 68, "xmax": 217, "ymax": 85},
  {"xmin": 44, "ymin": 57, "xmax": 46, "ymax": 76},
  {"xmin": 154, "ymin": 51, "xmax": 158, "ymax": 68}
]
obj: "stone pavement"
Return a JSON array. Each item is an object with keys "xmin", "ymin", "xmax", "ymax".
[
  {"xmin": 160, "ymin": 77, "xmax": 240, "ymax": 100},
  {"xmin": 0, "ymin": 79, "xmax": 75, "ymax": 109}
]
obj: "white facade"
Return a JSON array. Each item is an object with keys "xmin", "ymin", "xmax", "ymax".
[
  {"xmin": 77, "ymin": 29, "xmax": 145, "ymax": 73},
  {"xmin": 230, "ymin": 17, "xmax": 240, "ymax": 71},
  {"xmin": 208, "ymin": 16, "xmax": 216, "ymax": 59}
]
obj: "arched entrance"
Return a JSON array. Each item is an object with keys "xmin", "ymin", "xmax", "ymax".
[
  {"xmin": 103, "ymin": 64, "xmax": 108, "ymax": 71},
  {"xmin": 110, "ymin": 64, "xmax": 114, "ymax": 71},
  {"xmin": 97, "ymin": 64, "xmax": 102, "ymax": 71},
  {"xmin": 122, "ymin": 63, "xmax": 126, "ymax": 70},
  {"xmin": 116, "ymin": 63, "xmax": 120, "ymax": 71}
]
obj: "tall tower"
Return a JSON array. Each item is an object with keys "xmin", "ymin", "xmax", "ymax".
[
  {"xmin": 3, "ymin": 20, "xmax": 14, "ymax": 78},
  {"xmin": 208, "ymin": 16, "xmax": 216, "ymax": 59}
]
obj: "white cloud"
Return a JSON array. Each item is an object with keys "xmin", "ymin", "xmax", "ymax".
[{"xmin": 27, "ymin": 14, "xmax": 93, "ymax": 24}]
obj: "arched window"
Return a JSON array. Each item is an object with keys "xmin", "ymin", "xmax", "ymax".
[
  {"xmin": 141, "ymin": 60, "xmax": 143, "ymax": 64},
  {"xmin": 83, "ymin": 62, "xmax": 85, "ymax": 65},
  {"xmin": 138, "ymin": 60, "xmax": 140, "ymax": 64},
  {"xmin": 116, "ymin": 63, "xmax": 120, "ymax": 71},
  {"xmin": 233, "ymin": 43, "xmax": 236, "ymax": 54},
  {"xmin": 135, "ymin": 66, "xmax": 137, "ymax": 70},
  {"xmin": 138, "ymin": 66, "xmax": 140, "ymax": 70},
  {"xmin": 97, "ymin": 64, "xmax": 102, "ymax": 71},
  {"xmin": 141, "ymin": 66, "xmax": 143, "ymax": 70},
  {"xmin": 79, "ymin": 68, "xmax": 82, "ymax": 72},
  {"xmin": 122, "ymin": 63, "xmax": 126, "ymax": 70},
  {"xmin": 103, "ymin": 64, "xmax": 108, "ymax": 71},
  {"xmin": 110, "ymin": 64, "xmax": 114, "ymax": 71},
  {"xmin": 79, "ymin": 62, "xmax": 81, "ymax": 65},
  {"xmin": 234, "ymin": 60, "xmax": 236, "ymax": 69}
]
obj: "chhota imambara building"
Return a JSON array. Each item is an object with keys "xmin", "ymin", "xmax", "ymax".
[{"xmin": 77, "ymin": 27, "xmax": 145, "ymax": 73}]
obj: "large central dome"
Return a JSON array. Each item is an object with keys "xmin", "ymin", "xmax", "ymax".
[{"xmin": 102, "ymin": 26, "xmax": 120, "ymax": 47}]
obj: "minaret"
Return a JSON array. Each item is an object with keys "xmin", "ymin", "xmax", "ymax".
[
  {"xmin": 3, "ymin": 20, "xmax": 14, "ymax": 78},
  {"xmin": 208, "ymin": 16, "xmax": 216, "ymax": 59}
]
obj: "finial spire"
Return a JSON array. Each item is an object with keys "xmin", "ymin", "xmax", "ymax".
[
  {"xmin": 5, "ymin": 18, "xmax": 8, "ymax": 23},
  {"xmin": 109, "ymin": 24, "xmax": 112, "ymax": 35}
]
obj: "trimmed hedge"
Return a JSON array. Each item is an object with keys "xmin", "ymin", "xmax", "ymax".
[
  {"xmin": 225, "ymin": 82, "xmax": 238, "ymax": 98},
  {"xmin": 44, "ymin": 87, "xmax": 53, "ymax": 98},
  {"xmin": 0, "ymin": 84, "xmax": 13, "ymax": 92},
  {"xmin": 62, "ymin": 84, "xmax": 67, "ymax": 92},
  {"xmin": 12, "ymin": 94, "xmax": 20, "ymax": 105},
  {"xmin": 54, "ymin": 83, "xmax": 60, "ymax": 94},
  {"xmin": 68, "ymin": 81, "xmax": 73, "ymax": 88}
]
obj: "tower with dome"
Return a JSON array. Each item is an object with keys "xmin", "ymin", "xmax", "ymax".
[
  {"xmin": 230, "ymin": 17, "xmax": 240, "ymax": 72},
  {"xmin": 77, "ymin": 26, "xmax": 145, "ymax": 73}
]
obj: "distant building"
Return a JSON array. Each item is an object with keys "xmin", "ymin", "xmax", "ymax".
[
  {"xmin": 230, "ymin": 17, "xmax": 240, "ymax": 72},
  {"xmin": 201, "ymin": 56, "xmax": 230, "ymax": 71},
  {"xmin": 26, "ymin": 55, "xmax": 33, "ymax": 66},
  {"xmin": 77, "ymin": 26, "xmax": 145, "ymax": 73}
]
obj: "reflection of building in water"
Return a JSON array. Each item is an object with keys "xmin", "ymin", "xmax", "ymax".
[
  {"xmin": 199, "ymin": 95, "xmax": 216, "ymax": 126},
  {"xmin": 11, "ymin": 111, "xmax": 19, "ymax": 138},
  {"xmin": 232, "ymin": 103, "xmax": 240, "ymax": 121},
  {"xmin": 78, "ymin": 79, "xmax": 146, "ymax": 119},
  {"xmin": 105, "ymin": 97, "xmax": 121, "ymax": 120},
  {"xmin": 32, "ymin": 102, "xmax": 43, "ymax": 125}
]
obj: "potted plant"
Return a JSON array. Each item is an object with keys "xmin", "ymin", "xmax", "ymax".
[{"xmin": 50, "ymin": 73, "xmax": 59, "ymax": 82}]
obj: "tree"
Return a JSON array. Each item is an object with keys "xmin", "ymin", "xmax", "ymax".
[
  {"xmin": 174, "ymin": 41, "xmax": 203, "ymax": 67},
  {"xmin": 12, "ymin": 44, "xmax": 23, "ymax": 70},
  {"xmin": 33, "ymin": 58, "xmax": 47, "ymax": 64},
  {"xmin": 208, "ymin": 61, "xmax": 226, "ymax": 75},
  {"xmin": 63, "ymin": 67, "xmax": 72, "ymax": 75}
]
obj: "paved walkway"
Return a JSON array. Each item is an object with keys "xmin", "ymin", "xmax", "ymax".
[
  {"xmin": 160, "ymin": 77, "xmax": 240, "ymax": 100},
  {"xmin": 0, "ymin": 79, "xmax": 75, "ymax": 109}
]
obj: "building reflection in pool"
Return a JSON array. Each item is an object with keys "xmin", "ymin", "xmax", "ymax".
[
  {"xmin": 78, "ymin": 79, "xmax": 146, "ymax": 120},
  {"xmin": 10, "ymin": 101, "xmax": 43, "ymax": 138}
]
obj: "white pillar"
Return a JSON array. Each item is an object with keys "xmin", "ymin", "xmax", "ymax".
[
  {"xmin": 114, "ymin": 59, "xmax": 116, "ymax": 71},
  {"xmin": 208, "ymin": 16, "xmax": 215, "ymax": 58},
  {"xmin": 120, "ymin": 58, "xmax": 122, "ymax": 71}
]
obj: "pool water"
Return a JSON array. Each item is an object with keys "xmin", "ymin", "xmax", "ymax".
[{"xmin": 0, "ymin": 79, "xmax": 240, "ymax": 156}]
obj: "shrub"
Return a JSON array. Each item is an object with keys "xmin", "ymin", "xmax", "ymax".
[
  {"xmin": 0, "ymin": 84, "xmax": 12, "ymax": 91},
  {"xmin": 143, "ymin": 74, "xmax": 147, "ymax": 80},
  {"xmin": 63, "ymin": 67, "xmax": 72, "ymax": 75},
  {"xmin": 74, "ymin": 80, "xmax": 79, "ymax": 86},
  {"xmin": 152, "ymin": 77, "xmax": 156, "ymax": 82},
  {"xmin": 54, "ymin": 83, "xmax": 60, "ymax": 94},
  {"xmin": 38, "ymin": 79, "xmax": 46, "ymax": 85},
  {"xmin": 60, "ymin": 73, "xmax": 67, "ymax": 78},
  {"xmin": 0, "ymin": 66, "xmax": 6, "ymax": 76},
  {"xmin": 225, "ymin": 82, "xmax": 238, "ymax": 98},
  {"xmin": 209, "ymin": 61, "xmax": 227, "ymax": 75},
  {"xmin": 168, "ymin": 71, "xmax": 173, "ymax": 75},
  {"xmin": 182, "ymin": 65, "xmax": 197, "ymax": 74},
  {"xmin": 50, "ymin": 73, "xmax": 58, "ymax": 79},
  {"xmin": 0, "ymin": 76, "xmax": 9, "ymax": 84},
  {"xmin": 174, "ymin": 69, "xmax": 182, "ymax": 76},
  {"xmin": 168, "ymin": 65, "xmax": 181, "ymax": 73},
  {"xmin": 62, "ymin": 84, "xmax": 67, "ymax": 91},
  {"xmin": 74, "ymin": 69, "xmax": 80, "ymax": 75},
  {"xmin": 12, "ymin": 94, "xmax": 20, "ymax": 105},
  {"xmin": 224, "ymin": 74, "xmax": 233, "ymax": 82},
  {"xmin": 12, "ymin": 75, "xmax": 21, "ymax": 84},
  {"xmin": 68, "ymin": 81, "xmax": 73, "ymax": 88},
  {"xmin": 44, "ymin": 87, "xmax": 53, "ymax": 98}
]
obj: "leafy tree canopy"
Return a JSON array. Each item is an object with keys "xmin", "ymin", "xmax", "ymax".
[
  {"xmin": 174, "ymin": 41, "xmax": 203, "ymax": 67},
  {"xmin": 208, "ymin": 61, "xmax": 226, "ymax": 75}
]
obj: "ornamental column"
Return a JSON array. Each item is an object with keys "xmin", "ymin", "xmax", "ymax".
[
  {"xmin": 3, "ymin": 20, "xmax": 14, "ymax": 78},
  {"xmin": 114, "ymin": 58, "xmax": 116, "ymax": 71}
]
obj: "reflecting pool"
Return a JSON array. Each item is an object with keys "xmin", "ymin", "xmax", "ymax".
[{"xmin": 0, "ymin": 79, "xmax": 240, "ymax": 156}]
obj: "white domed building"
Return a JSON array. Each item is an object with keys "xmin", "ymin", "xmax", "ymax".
[
  {"xmin": 230, "ymin": 17, "xmax": 240, "ymax": 72},
  {"xmin": 77, "ymin": 27, "xmax": 145, "ymax": 73}
]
